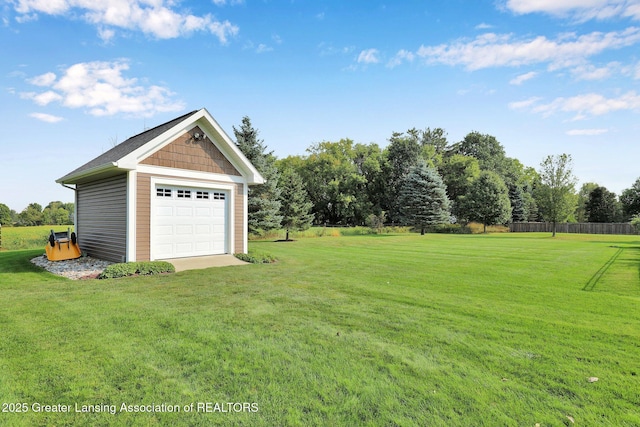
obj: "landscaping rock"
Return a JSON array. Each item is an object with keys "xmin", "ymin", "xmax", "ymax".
[{"xmin": 30, "ymin": 255, "xmax": 112, "ymax": 280}]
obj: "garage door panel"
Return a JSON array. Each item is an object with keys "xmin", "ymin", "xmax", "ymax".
[
  {"xmin": 155, "ymin": 243, "xmax": 173, "ymax": 259},
  {"xmin": 176, "ymin": 242, "xmax": 194, "ymax": 255},
  {"xmin": 155, "ymin": 224, "xmax": 173, "ymax": 236},
  {"xmin": 176, "ymin": 224, "xmax": 194, "ymax": 235},
  {"xmin": 195, "ymin": 241, "xmax": 211, "ymax": 251},
  {"xmin": 176, "ymin": 206, "xmax": 193, "ymax": 216},
  {"xmin": 152, "ymin": 185, "xmax": 228, "ymax": 259},
  {"xmin": 157, "ymin": 206, "xmax": 174, "ymax": 216},
  {"xmin": 195, "ymin": 207, "xmax": 212, "ymax": 216},
  {"xmin": 196, "ymin": 224, "xmax": 211, "ymax": 234}
]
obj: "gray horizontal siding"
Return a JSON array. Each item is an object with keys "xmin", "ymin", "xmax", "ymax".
[{"xmin": 77, "ymin": 174, "xmax": 127, "ymax": 263}]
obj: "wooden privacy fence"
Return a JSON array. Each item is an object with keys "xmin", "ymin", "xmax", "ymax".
[{"xmin": 509, "ymin": 222, "xmax": 637, "ymax": 235}]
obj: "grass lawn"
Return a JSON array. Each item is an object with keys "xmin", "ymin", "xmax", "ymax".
[{"xmin": 1, "ymin": 232, "xmax": 639, "ymax": 426}]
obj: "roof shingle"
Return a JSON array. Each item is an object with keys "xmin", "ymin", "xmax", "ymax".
[{"xmin": 58, "ymin": 110, "xmax": 198, "ymax": 183}]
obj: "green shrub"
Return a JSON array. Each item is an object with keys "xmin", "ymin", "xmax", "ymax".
[
  {"xmin": 98, "ymin": 263, "xmax": 137, "ymax": 279},
  {"xmin": 98, "ymin": 261, "xmax": 175, "ymax": 279},
  {"xmin": 135, "ymin": 261, "xmax": 174, "ymax": 275},
  {"xmin": 234, "ymin": 251, "xmax": 276, "ymax": 264},
  {"xmin": 429, "ymin": 224, "xmax": 471, "ymax": 234}
]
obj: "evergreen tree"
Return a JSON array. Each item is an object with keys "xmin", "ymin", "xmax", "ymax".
[
  {"xmin": 233, "ymin": 116, "xmax": 282, "ymax": 235},
  {"xmin": 586, "ymin": 186, "xmax": 620, "ymax": 223},
  {"xmin": 384, "ymin": 132, "xmax": 422, "ymax": 223},
  {"xmin": 508, "ymin": 185, "xmax": 528, "ymax": 222},
  {"xmin": 397, "ymin": 160, "xmax": 451, "ymax": 235},
  {"xmin": 575, "ymin": 182, "xmax": 599, "ymax": 222},
  {"xmin": 279, "ymin": 167, "xmax": 314, "ymax": 241}
]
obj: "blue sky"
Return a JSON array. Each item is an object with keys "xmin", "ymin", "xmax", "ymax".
[{"xmin": 2, "ymin": 0, "xmax": 640, "ymax": 211}]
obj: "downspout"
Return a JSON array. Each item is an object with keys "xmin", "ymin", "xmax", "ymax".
[{"xmin": 60, "ymin": 184, "xmax": 78, "ymax": 230}]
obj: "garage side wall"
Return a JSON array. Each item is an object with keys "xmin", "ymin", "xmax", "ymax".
[
  {"xmin": 233, "ymin": 182, "xmax": 245, "ymax": 253},
  {"xmin": 76, "ymin": 174, "xmax": 127, "ymax": 263},
  {"xmin": 136, "ymin": 173, "xmax": 151, "ymax": 261}
]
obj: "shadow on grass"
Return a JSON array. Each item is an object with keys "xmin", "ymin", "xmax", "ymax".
[
  {"xmin": 583, "ymin": 248, "xmax": 623, "ymax": 291},
  {"xmin": 583, "ymin": 246, "xmax": 640, "ymax": 292},
  {"xmin": 0, "ymin": 249, "xmax": 49, "ymax": 275}
]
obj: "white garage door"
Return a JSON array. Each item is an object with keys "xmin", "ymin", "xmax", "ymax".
[{"xmin": 152, "ymin": 185, "xmax": 228, "ymax": 259}]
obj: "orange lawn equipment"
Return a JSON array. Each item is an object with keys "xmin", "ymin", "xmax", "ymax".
[{"xmin": 45, "ymin": 228, "xmax": 81, "ymax": 261}]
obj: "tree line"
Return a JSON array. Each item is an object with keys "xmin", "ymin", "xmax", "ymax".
[
  {"xmin": 4, "ymin": 118, "xmax": 640, "ymax": 235},
  {"xmin": 0, "ymin": 202, "xmax": 74, "ymax": 227},
  {"xmin": 233, "ymin": 117, "xmax": 640, "ymax": 235}
]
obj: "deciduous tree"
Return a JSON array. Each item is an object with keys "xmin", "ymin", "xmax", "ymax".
[
  {"xmin": 447, "ymin": 131, "xmax": 507, "ymax": 173},
  {"xmin": 535, "ymin": 154, "xmax": 578, "ymax": 237},
  {"xmin": 297, "ymin": 139, "xmax": 368, "ymax": 225},
  {"xmin": 438, "ymin": 154, "xmax": 480, "ymax": 220},
  {"xmin": 457, "ymin": 171, "xmax": 511, "ymax": 233},
  {"xmin": 18, "ymin": 203, "xmax": 43, "ymax": 226},
  {"xmin": 620, "ymin": 177, "xmax": 640, "ymax": 221},
  {"xmin": 0, "ymin": 203, "xmax": 12, "ymax": 225}
]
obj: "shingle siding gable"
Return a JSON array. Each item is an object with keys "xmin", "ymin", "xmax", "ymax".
[{"xmin": 141, "ymin": 126, "xmax": 240, "ymax": 176}]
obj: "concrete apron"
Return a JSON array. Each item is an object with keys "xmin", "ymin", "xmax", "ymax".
[{"xmin": 163, "ymin": 254, "xmax": 248, "ymax": 272}]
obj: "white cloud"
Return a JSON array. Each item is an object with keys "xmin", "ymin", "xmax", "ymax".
[
  {"xmin": 97, "ymin": 27, "xmax": 116, "ymax": 42},
  {"xmin": 503, "ymin": 0, "xmax": 640, "ymax": 21},
  {"xmin": 566, "ymin": 128, "xmax": 609, "ymax": 135},
  {"xmin": 21, "ymin": 60, "xmax": 185, "ymax": 117},
  {"xmin": 357, "ymin": 48, "xmax": 380, "ymax": 64},
  {"xmin": 387, "ymin": 49, "xmax": 415, "ymax": 68},
  {"xmin": 256, "ymin": 43, "xmax": 273, "ymax": 53},
  {"xmin": 10, "ymin": 0, "xmax": 239, "ymax": 43},
  {"xmin": 30, "ymin": 112, "xmax": 64, "ymax": 123},
  {"xmin": 27, "ymin": 72, "xmax": 56, "ymax": 86},
  {"xmin": 416, "ymin": 27, "xmax": 640, "ymax": 71},
  {"xmin": 570, "ymin": 62, "xmax": 620, "ymax": 80},
  {"xmin": 512, "ymin": 91, "xmax": 640, "ymax": 119},
  {"xmin": 15, "ymin": 0, "xmax": 69, "ymax": 15},
  {"xmin": 510, "ymin": 71, "xmax": 538, "ymax": 85},
  {"xmin": 475, "ymin": 22, "xmax": 494, "ymax": 29},
  {"xmin": 508, "ymin": 96, "xmax": 544, "ymax": 110},
  {"xmin": 23, "ymin": 90, "xmax": 63, "ymax": 105},
  {"xmin": 318, "ymin": 43, "xmax": 354, "ymax": 57},
  {"xmin": 212, "ymin": 0, "xmax": 245, "ymax": 5}
]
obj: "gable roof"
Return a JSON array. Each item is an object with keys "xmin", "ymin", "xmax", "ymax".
[{"xmin": 57, "ymin": 108, "xmax": 264, "ymax": 185}]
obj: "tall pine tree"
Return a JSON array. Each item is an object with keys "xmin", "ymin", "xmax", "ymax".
[
  {"xmin": 233, "ymin": 116, "xmax": 282, "ymax": 235},
  {"xmin": 508, "ymin": 185, "xmax": 528, "ymax": 222},
  {"xmin": 279, "ymin": 167, "xmax": 314, "ymax": 240},
  {"xmin": 397, "ymin": 160, "xmax": 451, "ymax": 235}
]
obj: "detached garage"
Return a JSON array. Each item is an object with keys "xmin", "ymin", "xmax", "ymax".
[{"xmin": 57, "ymin": 108, "xmax": 264, "ymax": 263}]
